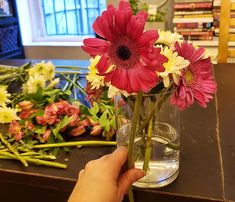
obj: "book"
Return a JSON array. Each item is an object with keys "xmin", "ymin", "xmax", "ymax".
[
  {"xmin": 174, "ymin": 2, "xmax": 213, "ymax": 10},
  {"xmin": 173, "ymin": 17, "xmax": 213, "ymax": 23},
  {"xmin": 174, "ymin": 14, "xmax": 213, "ymax": 18},
  {"xmin": 178, "ymin": 31, "xmax": 213, "ymax": 36},
  {"xmin": 174, "ymin": 10, "xmax": 212, "ymax": 15},
  {"xmin": 183, "ymin": 35, "xmax": 213, "ymax": 40},
  {"xmin": 174, "ymin": 0, "xmax": 213, "ymax": 2},
  {"xmin": 175, "ymin": 27, "xmax": 214, "ymax": 32},
  {"xmin": 175, "ymin": 22, "xmax": 213, "ymax": 28}
]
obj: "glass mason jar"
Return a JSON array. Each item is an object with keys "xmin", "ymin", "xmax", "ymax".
[{"xmin": 116, "ymin": 93, "xmax": 180, "ymax": 188}]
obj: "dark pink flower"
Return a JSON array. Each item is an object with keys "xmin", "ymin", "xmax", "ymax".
[
  {"xmin": 55, "ymin": 100, "xmax": 80, "ymax": 116},
  {"xmin": 40, "ymin": 103, "xmax": 59, "ymax": 125},
  {"xmin": 9, "ymin": 120, "xmax": 24, "ymax": 141},
  {"xmin": 36, "ymin": 116, "xmax": 48, "ymax": 126},
  {"xmin": 171, "ymin": 41, "xmax": 217, "ymax": 110},
  {"xmin": 82, "ymin": 1, "xmax": 167, "ymax": 93}
]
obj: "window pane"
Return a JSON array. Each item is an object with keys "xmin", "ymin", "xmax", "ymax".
[
  {"xmin": 87, "ymin": 0, "xmax": 98, "ymax": 8},
  {"xmin": 76, "ymin": 10, "xmax": 82, "ymax": 34},
  {"xmin": 55, "ymin": 0, "xmax": 64, "ymax": 12},
  {"xmin": 43, "ymin": 0, "xmax": 54, "ymax": 14},
  {"xmin": 56, "ymin": 12, "xmax": 67, "ymax": 34},
  {"xmin": 67, "ymin": 11, "xmax": 77, "ymax": 34},
  {"xmin": 41, "ymin": 0, "xmax": 106, "ymax": 36},
  {"xmin": 45, "ymin": 14, "xmax": 56, "ymax": 35},
  {"xmin": 88, "ymin": 8, "xmax": 99, "ymax": 34},
  {"xmin": 66, "ymin": 0, "xmax": 76, "ymax": 10}
]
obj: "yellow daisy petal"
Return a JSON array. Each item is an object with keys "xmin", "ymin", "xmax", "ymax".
[
  {"xmin": 0, "ymin": 85, "xmax": 11, "ymax": 107},
  {"xmin": 0, "ymin": 107, "xmax": 19, "ymax": 124}
]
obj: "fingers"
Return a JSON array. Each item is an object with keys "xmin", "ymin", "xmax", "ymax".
[
  {"xmin": 117, "ymin": 169, "xmax": 145, "ymax": 196},
  {"xmin": 107, "ymin": 146, "xmax": 128, "ymax": 176}
]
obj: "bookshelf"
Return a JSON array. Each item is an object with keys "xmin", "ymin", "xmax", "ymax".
[{"xmin": 0, "ymin": 0, "xmax": 24, "ymax": 59}]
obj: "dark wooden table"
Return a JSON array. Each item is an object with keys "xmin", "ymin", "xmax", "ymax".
[{"xmin": 0, "ymin": 60, "xmax": 234, "ymax": 202}]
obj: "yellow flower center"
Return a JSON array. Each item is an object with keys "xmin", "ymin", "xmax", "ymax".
[{"xmin": 184, "ymin": 70, "xmax": 194, "ymax": 85}]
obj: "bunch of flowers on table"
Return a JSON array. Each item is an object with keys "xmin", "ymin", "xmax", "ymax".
[{"xmin": 0, "ymin": 61, "xmax": 116, "ymax": 168}]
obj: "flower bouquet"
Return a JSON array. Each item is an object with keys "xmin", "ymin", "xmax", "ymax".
[
  {"xmin": 82, "ymin": 0, "xmax": 216, "ymax": 200},
  {"xmin": 0, "ymin": 61, "xmax": 117, "ymax": 168}
]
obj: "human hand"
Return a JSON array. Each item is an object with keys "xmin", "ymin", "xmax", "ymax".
[{"xmin": 68, "ymin": 146, "xmax": 145, "ymax": 202}]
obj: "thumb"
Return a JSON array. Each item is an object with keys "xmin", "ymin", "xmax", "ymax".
[{"xmin": 117, "ymin": 169, "xmax": 145, "ymax": 196}]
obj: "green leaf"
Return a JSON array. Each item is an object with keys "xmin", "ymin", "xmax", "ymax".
[
  {"xmin": 52, "ymin": 116, "xmax": 74, "ymax": 139},
  {"xmin": 79, "ymin": 105, "xmax": 89, "ymax": 115},
  {"xmin": 99, "ymin": 110, "xmax": 110, "ymax": 132},
  {"xmin": 89, "ymin": 102, "xmax": 99, "ymax": 116},
  {"xmin": 34, "ymin": 125, "xmax": 47, "ymax": 135},
  {"xmin": 110, "ymin": 115, "xmax": 116, "ymax": 129},
  {"xmin": 47, "ymin": 133, "xmax": 55, "ymax": 144}
]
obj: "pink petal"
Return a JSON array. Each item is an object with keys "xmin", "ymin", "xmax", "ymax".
[
  {"xmin": 82, "ymin": 38, "xmax": 110, "ymax": 56},
  {"xmin": 137, "ymin": 30, "xmax": 158, "ymax": 47},
  {"xmin": 115, "ymin": 10, "xmax": 132, "ymax": 35},
  {"xmin": 127, "ymin": 15, "xmax": 145, "ymax": 40},
  {"xmin": 97, "ymin": 55, "xmax": 109, "ymax": 74},
  {"xmin": 118, "ymin": 0, "xmax": 132, "ymax": 12},
  {"xmin": 83, "ymin": 38, "xmax": 109, "ymax": 47}
]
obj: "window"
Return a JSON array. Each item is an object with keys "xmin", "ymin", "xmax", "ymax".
[
  {"xmin": 41, "ymin": 0, "xmax": 106, "ymax": 36},
  {"xmin": 16, "ymin": 0, "xmax": 107, "ymax": 45}
]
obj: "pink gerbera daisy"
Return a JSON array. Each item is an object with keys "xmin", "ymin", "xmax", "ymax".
[
  {"xmin": 171, "ymin": 41, "xmax": 217, "ymax": 110},
  {"xmin": 82, "ymin": 1, "xmax": 167, "ymax": 94}
]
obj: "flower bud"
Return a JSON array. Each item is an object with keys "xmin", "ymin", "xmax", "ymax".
[
  {"xmin": 43, "ymin": 129, "xmax": 51, "ymax": 142},
  {"xmin": 69, "ymin": 125, "xmax": 86, "ymax": 136},
  {"xmin": 90, "ymin": 125, "xmax": 103, "ymax": 136},
  {"xmin": 81, "ymin": 118, "xmax": 90, "ymax": 127},
  {"xmin": 18, "ymin": 101, "xmax": 34, "ymax": 110}
]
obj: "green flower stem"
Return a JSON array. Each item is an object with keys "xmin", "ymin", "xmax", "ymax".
[
  {"xmin": 0, "ymin": 145, "xmax": 5, "ymax": 149},
  {"xmin": 0, "ymin": 133, "xmax": 28, "ymax": 167},
  {"xmin": 31, "ymin": 155, "xmax": 57, "ymax": 160},
  {"xmin": 55, "ymin": 65, "xmax": 88, "ymax": 71},
  {"xmin": 166, "ymin": 142, "xmax": 180, "ymax": 150},
  {"xmin": 23, "ymin": 157, "xmax": 67, "ymax": 169},
  {"xmin": 20, "ymin": 152, "xmax": 38, "ymax": 156},
  {"xmin": 127, "ymin": 91, "xmax": 143, "ymax": 202},
  {"xmin": 33, "ymin": 141, "xmax": 116, "ymax": 149},
  {"xmin": 58, "ymin": 73, "xmax": 86, "ymax": 96},
  {"xmin": 0, "ymin": 152, "xmax": 66, "ymax": 169},
  {"xmin": 128, "ymin": 187, "xmax": 134, "ymax": 202},
  {"xmin": 138, "ymin": 91, "xmax": 169, "ymax": 133},
  {"xmin": 142, "ymin": 118, "xmax": 153, "ymax": 172},
  {"xmin": 0, "ymin": 73, "xmax": 19, "ymax": 80},
  {"xmin": 0, "ymin": 148, "xmax": 8, "ymax": 152}
]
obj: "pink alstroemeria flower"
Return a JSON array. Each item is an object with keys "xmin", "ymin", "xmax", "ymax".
[
  {"xmin": 9, "ymin": 120, "xmax": 24, "ymax": 141},
  {"xmin": 171, "ymin": 41, "xmax": 217, "ymax": 110},
  {"xmin": 82, "ymin": 1, "xmax": 167, "ymax": 93}
]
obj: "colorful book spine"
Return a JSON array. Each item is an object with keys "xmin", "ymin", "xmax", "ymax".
[
  {"xmin": 173, "ymin": 17, "xmax": 213, "ymax": 23},
  {"xmin": 174, "ymin": 2, "xmax": 213, "ymax": 10},
  {"xmin": 175, "ymin": 27, "xmax": 214, "ymax": 32},
  {"xmin": 174, "ymin": 0, "xmax": 213, "ymax": 2},
  {"xmin": 174, "ymin": 14, "xmax": 213, "ymax": 18},
  {"xmin": 183, "ymin": 35, "xmax": 213, "ymax": 40},
  {"xmin": 175, "ymin": 22, "xmax": 213, "ymax": 28},
  {"xmin": 174, "ymin": 10, "xmax": 212, "ymax": 15},
  {"xmin": 178, "ymin": 31, "xmax": 213, "ymax": 36}
]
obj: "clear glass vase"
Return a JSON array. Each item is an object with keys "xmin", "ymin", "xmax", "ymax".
[{"xmin": 116, "ymin": 93, "xmax": 180, "ymax": 188}]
